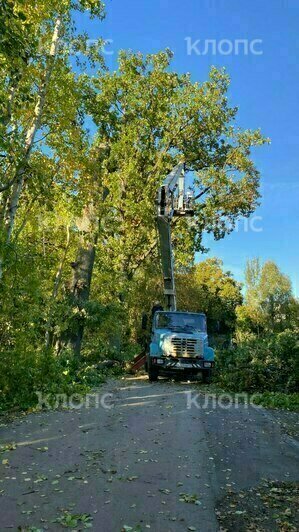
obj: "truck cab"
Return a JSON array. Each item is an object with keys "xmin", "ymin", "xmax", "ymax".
[{"xmin": 147, "ymin": 311, "xmax": 215, "ymax": 382}]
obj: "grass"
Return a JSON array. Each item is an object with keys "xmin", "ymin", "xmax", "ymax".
[
  {"xmin": 251, "ymin": 392, "xmax": 299, "ymax": 412},
  {"xmin": 198, "ymin": 382, "xmax": 299, "ymax": 412}
]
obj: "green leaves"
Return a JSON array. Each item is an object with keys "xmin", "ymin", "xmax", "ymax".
[
  {"xmin": 239, "ymin": 259, "xmax": 297, "ymax": 335},
  {"xmin": 75, "ymin": 0, "xmax": 105, "ymax": 18},
  {"xmin": 177, "ymin": 258, "xmax": 242, "ymax": 332},
  {"xmin": 217, "ymin": 330, "xmax": 299, "ymax": 395},
  {"xmin": 0, "ymin": 7, "xmax": 269, "ymax": 406},
  {"xmin": 55, "ymin": 511, "xmax": 93, "ymax": 528},
  {"xmin": 179, "ymin": 492, "xmax": 201, "ymax": 505},
  {"xmin": 89, "ymin": 50, "xmax": 267, "ymax": 295}
]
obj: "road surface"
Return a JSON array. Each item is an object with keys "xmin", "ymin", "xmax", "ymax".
[{"xmin": 0, "ymin": 376, "xmax": 298, "ymax": 531}]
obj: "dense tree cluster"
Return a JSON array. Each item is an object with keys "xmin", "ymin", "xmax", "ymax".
[
  {"xmin": 176, "ymin": 258, "xmax": 243, "ymax": 335},
  {"xmin": 3, "ymin": 2, "xmax": 295, "ymax": 410},
  {"xmin": 217, "ymin": 259, "xmax": 299, "ymax": 394}
]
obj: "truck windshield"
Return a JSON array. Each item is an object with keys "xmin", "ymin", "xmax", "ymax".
[{"xmin": 155, "ymin": 312, "xmax": 207, "ymax": 333}]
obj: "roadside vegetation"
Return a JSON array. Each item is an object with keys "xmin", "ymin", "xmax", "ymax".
[
  {"xmin": 0, "ymin": 2, "xmax": 297, "ymax": 413},
  {"xmin": 178, "ymin": 258, "xmax": 299, "ymax": 411},
  {"xmin": 215, "ymin": 259, "xmax": 299, "ymax": 410}
]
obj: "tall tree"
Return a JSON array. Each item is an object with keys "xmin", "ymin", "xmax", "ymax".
[
  {"xmin": 237, "ymin": 259, "xmax": 297, "ymax": 334},
  {"xmin": 89, "ymin": 51, "xmax": 267, "ymax": 279},
  {"xmin": 63, "ymin": 50, "xmax": 267, "ymax": 357},
  {"xmin": 0, "ymin": 1, "xmax": 106, "ymax": 380},
  {"xmin": 177, "ymin": 258, "xmax": 242, "ymax": 332},
  {"xmin": 259, "ymin": 261, "xmax": 294, "ymax": 331},
  {"xmin": 0, "ymin": 0, "xmax": 105, "ymax": 250}
]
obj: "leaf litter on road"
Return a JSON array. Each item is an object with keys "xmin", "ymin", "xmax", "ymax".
[{"xmin": 179, "ymin": 493, "xmax": 201, "ymax": 505}]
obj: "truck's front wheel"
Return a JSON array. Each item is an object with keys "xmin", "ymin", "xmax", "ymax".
[{"xmin": 148, "ymin": 366, "xmax": 159, "ymax": 382}]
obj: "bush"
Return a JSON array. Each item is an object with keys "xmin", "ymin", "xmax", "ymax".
[
  {"xmin": 216, "ymin": 330, "xmax": 299, "ymax": 393},
  {"xmin": 252, "ymin": 392, "xmax": 299, "ymax": 411},
  {"xmin": 0, "ymin": 346, "xmax": 39, "ymax": 410},
  {"xmin": 0, "ymin": 346, "xmax": 90, "ymax": 411}
]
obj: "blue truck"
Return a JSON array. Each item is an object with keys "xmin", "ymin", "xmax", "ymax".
[
  {"xmin": 145, "ymin": 163, "xmax": 215, "ymax": 382},
  {"xmin": 147, "ymin": 310, "xmax": 214, "ymax": 382}
]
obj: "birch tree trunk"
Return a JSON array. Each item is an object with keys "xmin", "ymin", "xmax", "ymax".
[{"xmin": 4, "ymin": 17, "xmax": 62, "ymax": 242}]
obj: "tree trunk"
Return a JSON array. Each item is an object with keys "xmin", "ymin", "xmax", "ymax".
[
  {"xmin": 67, "ymin": 238, "xmax": 97, "ymax": 357},
  {"xmin": 61, "ymin": 196, "xmax": 103, "ymax": 358},
  {"xmin": 45, "ymin": 225, "xmax": 70, "ymax": 348},
  {"xmin": 4, "ymin": 17, "xmax": 62, "ymax": 242},
  {"xmin": 59, "ymin": 185, "xmax": 108, "ymax": 359}
]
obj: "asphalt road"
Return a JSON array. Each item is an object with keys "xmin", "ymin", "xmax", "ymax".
[{"xmin": 0, "ymin": 376, "xmax": 298, "ymax": 531}]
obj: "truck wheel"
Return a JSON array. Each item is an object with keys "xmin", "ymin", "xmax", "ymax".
[
  {"xmin": 148, "ymin": 367, "xmax": 158, "ymax": 382},
  {"xmin": 202, "ymin": 369, "xmax": 212, "ymax": 384}
]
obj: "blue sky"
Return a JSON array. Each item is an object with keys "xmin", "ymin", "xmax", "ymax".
[{"xmin": 74, "ymin": 0, "xmax": 299, "ymax": 294}]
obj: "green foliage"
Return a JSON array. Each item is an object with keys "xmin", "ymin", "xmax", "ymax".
[
  {"xmin": 0, "ymin": 346, "xmax": 82, "ymax": 411},
  {"xmin": 216, "ymin": 330, "xmax": 299, "ymax": 394},
  {"xmin": 0, "ymin": 0, "xmax": 31, "ymax": 69},
  {"xmin": 88, "ymin": 51, "xmax": 268, "ymax": 278},
  {"xmin": 0, "ymin": 2, "xmax": 270, "ymax": 410},
  {"xmin": 251, "ymin": 392, "xmax": 299, "ymax": 411},
  {"xmin": 55, "ymin": 511, "xmax": 93, "ymax": 529},
  {"xmin": 237, "ymin": 259, "xmax": 298, "ymax": 335},
  {"xmin": 177, "ymin": 258, "xmax": 242, "ymax": 333}
]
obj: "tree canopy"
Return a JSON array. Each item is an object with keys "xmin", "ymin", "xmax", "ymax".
[
  {"xmin": 237, "ymin": 259, "xmax": 298, "ymax": 335},
  {"xmin": 177, "ymin": 258, "xmax": 242, "ymax": 333},
  {"xmin": 0, "ymin": 2, "xmax": 272, "ymax": 408}
]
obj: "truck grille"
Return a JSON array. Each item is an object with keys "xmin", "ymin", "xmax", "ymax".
[{"xmin": 170, "ymin": 337, "xmax": 203, "ymax": 358}]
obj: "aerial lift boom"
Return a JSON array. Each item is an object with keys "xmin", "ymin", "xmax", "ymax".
[
  {"xmin": 132, "ymin": 163, "xmax": 214, "ymax": 381},
  {"xmin": 156, "ymin": 163, "xmax": 194, "ymax": 311}
]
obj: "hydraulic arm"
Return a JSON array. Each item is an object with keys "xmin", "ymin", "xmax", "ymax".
[{"xmin": 156, "ymin": 163, "xmax": 194, "ymax": 311}]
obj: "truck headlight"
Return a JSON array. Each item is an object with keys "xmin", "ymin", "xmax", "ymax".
[{"xmin": 162, "ymin": 338, "xmax": 173, "ymax": 356}]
